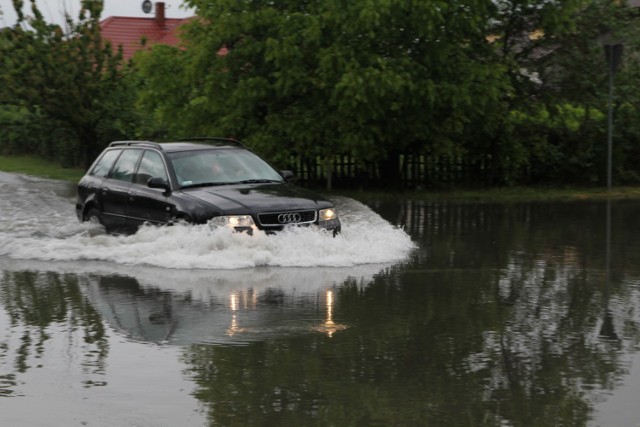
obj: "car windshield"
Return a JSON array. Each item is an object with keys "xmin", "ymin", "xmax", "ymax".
[{"xmin": 169, "ymin": 148, "xmax": 285, "ymax": 188}]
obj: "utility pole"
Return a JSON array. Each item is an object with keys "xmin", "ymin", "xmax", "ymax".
[{"xmin": 604, "ymin": 43, "xmax": 623, "ymax": 191}]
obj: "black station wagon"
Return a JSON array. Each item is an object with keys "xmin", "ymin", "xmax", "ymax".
[{"xmin": 75, "ymin": 138, "xmax": 341, "ymax": 235}]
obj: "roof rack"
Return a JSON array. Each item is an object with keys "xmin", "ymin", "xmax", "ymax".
[
  {"xmin": 176, "ymin": 137, "xmax": 246, "ymax": 148},
  {"xmin": 108, "ymin": 140, "xmax": 163, "ymax": 149}
]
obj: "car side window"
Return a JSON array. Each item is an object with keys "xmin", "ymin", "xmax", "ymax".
[
  {"xmin": 90, "ymin": 149, "xmax": 121, "ymax": 178},
  {"xmin": 110, "ymin": 149, "xmax": 142, "ymax": 183},
  {"xmin": 134, "ymin": 150, "xmax": 168, "ymax": 185}
]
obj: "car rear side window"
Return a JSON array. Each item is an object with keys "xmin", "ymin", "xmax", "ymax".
[
  {"xmin": 110, "ymin": 149, "xmax": 142, "ymax": 183},
  {"xmin": 134, "ymin": 150, "xmax": 168, "ymax": 185},
  {"xmin": 90, "ymin": 149, "xmax": 121, "ymax": 178}
]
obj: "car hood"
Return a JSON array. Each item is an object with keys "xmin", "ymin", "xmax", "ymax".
[{"xmin": 182, "ymin": 183, "xmax": 333, "ymax": 213}]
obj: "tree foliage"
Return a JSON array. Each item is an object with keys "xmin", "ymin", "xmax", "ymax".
[
  {"xmin": 467, "ymin": 0, "xmax": 639, "ymax": 186},
  {"xmin": 132, "ymin": 0, "xmax": 640, "ymax": 188},
  {"xmin": 2, "ymin": 0, "xmax": 640, "ymax": 187},
  {"xmin": 137, "ymin": 0, "xmax": 507, "ymax": 187},
  {"xmin": 0, "ymin": 0, "xmax": 137, "ymax": 167}
]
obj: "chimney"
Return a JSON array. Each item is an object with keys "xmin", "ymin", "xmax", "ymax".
[{"xmin": 155, "ymin": 2, "xmax": 166, "ymax": 26}]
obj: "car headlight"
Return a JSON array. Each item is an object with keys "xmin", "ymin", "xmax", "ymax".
[
  {"xmin": 319, "ymin": 208, "xmax": 338, "ymax": 221},
  {"xmin": 210, "ymin": 215, "xmax": 255, "ymax": 228}
]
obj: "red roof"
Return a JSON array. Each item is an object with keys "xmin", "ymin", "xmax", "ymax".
[{"xmin": 100, "ymin": 15, "xmax": 192, "ymax": 60}]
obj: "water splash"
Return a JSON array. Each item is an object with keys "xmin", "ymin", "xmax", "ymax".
[{"xmin": 0, "ymin": 174, "xmax": 415, "ymax": 270}]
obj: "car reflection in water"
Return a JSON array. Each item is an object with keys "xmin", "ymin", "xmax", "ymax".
[{"xmin": 79, "ymin": 263, "xmax": 388, "ymax": 345}]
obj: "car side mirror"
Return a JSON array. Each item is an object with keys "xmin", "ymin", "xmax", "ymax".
[
  {"xmin": 280, "ymin": 170, "xmax": 295, "ymax": 181},
  {"xmin": 148, "ymin": 177, "xmax": 171, "ymax": 193}
]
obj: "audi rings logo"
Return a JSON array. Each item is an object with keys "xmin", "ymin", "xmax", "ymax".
[{"xmin": 277, "ymin": 213, "xmax": 302, "ymax": 224}]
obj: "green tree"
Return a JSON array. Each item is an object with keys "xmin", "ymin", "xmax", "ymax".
[
  {"xmin": 135, "ymin": 0, "xmax": 507, "ymax": 189},
  {"xmin": 133, "ymin": 44, "xmax": 193, "ymax": 140},
  {"xmin": 141, "ymin": 0, "xmax": 634, "ymax": 189},
  {"xmin": 0, "ymin": 0, "xmax": 137, "ymax": 167},
  {"xmin": 469, "ymin": 0, "xmax": 638, "ymax": 186}
]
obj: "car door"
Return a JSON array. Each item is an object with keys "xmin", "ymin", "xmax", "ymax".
[
  {"xmin": 77, "ymin": 148, "xmax": 122, "ymax": 218},
  {"xmin": 127, "ymin": 149, "xmax": 178, "ymax": 227},
  {"xmin": 101, "ymin": 148, "xmax": 142, "ymax": 230}
]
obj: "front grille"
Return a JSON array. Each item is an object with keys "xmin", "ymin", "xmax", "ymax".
[{"xmin": 258, "ymin": 210, "xmax": 317, "ymax": 227}]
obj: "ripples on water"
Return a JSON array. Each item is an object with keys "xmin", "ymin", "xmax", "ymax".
[
  {"xmin": 0, "ymin": 172, "xmax": 416, "ymax": 350},
  {"xmin": 0, "ymin": 172, "xmax": 417, "ymax": 425},
  {"xmin": 7, "ymin": 173, "xmax": 640, "ymax": 425},
  {"xmin": 0, "ymin": 172, "xmax": 416, "ymax": 269}
]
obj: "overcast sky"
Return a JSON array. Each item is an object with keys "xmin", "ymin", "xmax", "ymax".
[{"xmin": 0, "ymin": 0, "xmax": 194, "ymax": 27}]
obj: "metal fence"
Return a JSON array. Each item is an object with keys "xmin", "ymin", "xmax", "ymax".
[{"xmin": 286, "ymin": 153, "xmax": 500, "ymax": 189}]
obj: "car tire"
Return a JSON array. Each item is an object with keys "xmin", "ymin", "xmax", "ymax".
[
  {"xmin": 85, "ymin": 208, "xmax": 101, "ymax": 224},
  {"xmin": 85, "ymin": 207, "xmax": 110, "ymax": 233}
]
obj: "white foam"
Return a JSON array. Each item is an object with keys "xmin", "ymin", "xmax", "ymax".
[{"xmin": 0, "ymin": 174, "xmax": 416, "ymax": 270}]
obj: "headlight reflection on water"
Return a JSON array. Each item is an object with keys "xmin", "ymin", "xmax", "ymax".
[
  {"xmin": 224, "ymin": 289, "xmax": 348, "ymax": 338},
  {"xmin": 317, "ymin": 289, "xmax": 348, "ymax": 337},
  {"xmin": 226, "ymin": 291, "xmax": 246, "ymax": 337}
]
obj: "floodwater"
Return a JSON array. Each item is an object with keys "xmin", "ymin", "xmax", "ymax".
[{"xmin": 1, "ymin": 172, "xmax": 640, "ymax": 426}]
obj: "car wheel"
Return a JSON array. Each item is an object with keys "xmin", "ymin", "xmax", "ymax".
[
  {"xmin": 84, "ymin": 207, "xmax": 112, "ymax": 233},
  {"xmin": 85, "ymin": 208, "xmax": 102, "ymax": 224}
]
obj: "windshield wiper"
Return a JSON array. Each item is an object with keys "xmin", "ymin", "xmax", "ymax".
[
  {"xmin": 181, "ymin": 179, "xmax": 282, "ymax": 189},
  {"xmin": 180, "ymin": 182, "xmax": 234, "ymax": 189},
  {"xmin": 237, "ymin": 179, "xmax": 282, "ymax": 184}
]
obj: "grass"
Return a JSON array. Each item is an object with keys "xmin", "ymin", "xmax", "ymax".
[
  {"xmin": 2, "ymin": 154, "xmax": 640, "ymax": 202},
  {"xmin": 0, "ymin": 155, "xmax": 86, "ymax": 182}
]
